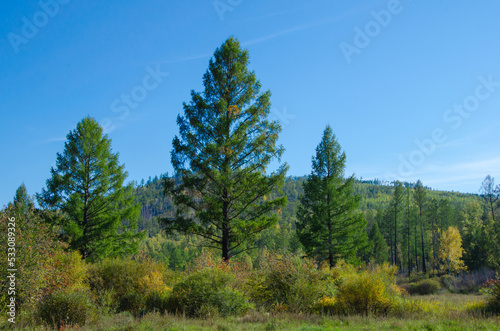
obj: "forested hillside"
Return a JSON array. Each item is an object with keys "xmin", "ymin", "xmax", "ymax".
[{"xmin": 134, "ymin": 174, "xmax": 486, "ymax": 273}]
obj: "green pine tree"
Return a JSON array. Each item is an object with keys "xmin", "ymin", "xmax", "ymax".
[
  {"xmin": 296, "ymin": 125, "xmax": 368, "ymax": 267},
  {"xmin": 13, "ymin": 183, "xmax": 34, "ymax": 214},
  {"xmin": 391, "ymin": 181, "xmax": 404, "ymax": 268},
  {"xmin": 163, "ymin": 37, "xmax": 288, "ymax": 262},
  {"xmin": 414, "ymin": 179, "xmax": 428, "ymax": 273},
  {"xmin": 38, "ymin": 116, "xmax": 143, "ymax": 261},
  {"xmin": 368, "ymin": 221, "xmax": 389, "ymax": 264}
]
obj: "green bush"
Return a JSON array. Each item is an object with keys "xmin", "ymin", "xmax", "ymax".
[
  {"xmin": 409, "ymin": 279, "xmax": 441, "ymax": 295},
  {"xmin": 248, "ymin": 251, "xmax": 334, "ymax": 313},
  {"xmin": 166, "ymin": 268, "xmax": 252, "ymax": 317},
  {"xmin": 145, "ymin": 290, "xmax": 170, "ymax": 314},
  {"xmin": 37, "ymin": 289, "xmax": 96, "ymax": 328},
  {"xmin": 483, "ymin": 277, "xmax": 500, "ymax": 312},
  {"xmin": 408, "ymin": 272, "xmax": 429, "ymax": 283},
  {"xmin": 86, "ymin": 258, "xmax": 171, "ymax": 315},
  {"xmin": 440, "ymin": 274, "xmax": 454, "ymax": 291}
]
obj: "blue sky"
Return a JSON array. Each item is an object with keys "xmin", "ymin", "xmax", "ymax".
[{"xmin": 1, "ymin": 0, "xmax": 500, "ymax": 207}]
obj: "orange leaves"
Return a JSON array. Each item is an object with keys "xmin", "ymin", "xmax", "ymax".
[{"xmin": 228, "ymin": 105, "xmax": 240, "ymax": 117}]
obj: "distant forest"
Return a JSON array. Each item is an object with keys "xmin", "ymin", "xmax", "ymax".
[{"xmin": 135, "ymin": 174, "xmax": 486, "ymax": 273}]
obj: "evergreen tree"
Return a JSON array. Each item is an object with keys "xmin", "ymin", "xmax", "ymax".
[
  {"xmin": 38, "ymin": 117, "xmax": 143, "ymax": 261},
  {"xmin": 163, "ymin": 37, "xmax": 288, "ymax": 262},
  {"xmin": 460, "ymin": 201, "xmax": 488, "ymax": 270},
  {"xmin": 391, "ymin": 181, "xmax": 404, "ymax": 268},
  {"xmin": 296, "ymin": 125, "xmax": 368, "ymax": 267},
  {"xmin": 368, "ymin": 220, "xmax": 389, "ymax": 264},
  {"xmin": 404, "ymin": 185, "xmax": 413, "ymax": 275},
  {"xmin": 13, "ymin": 183, "xmax": 33, "ymax": 211},
  {"xmin": 414, "ymin": 180, "xmax": 428, "ymax": 273}
]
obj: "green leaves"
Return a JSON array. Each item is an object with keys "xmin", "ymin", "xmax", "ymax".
[
  {"xmin": 297, "ymin": 125, "xmax": 368, "ymax": 267},
  {"xmin": 164, "ymin": 37, "xmax": 288, "ymax": 260},
  {"xmin": 38, "ymin": 117, "xmax": 143, "ymax": 261}
]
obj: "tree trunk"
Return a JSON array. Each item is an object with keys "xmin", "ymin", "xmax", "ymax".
[{"xmin": 222, "ymin": 190, "xmax": 230, "ymax": 262}]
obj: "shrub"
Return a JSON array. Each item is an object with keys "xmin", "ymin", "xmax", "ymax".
[
  {"xmin": 483, "ymin": 276, "xmax": 500, "ymax": 312},
  {"xmin": 440, "ymin": 274, "xmax": 454, "ymax": 291},
  {"xmin": 312, "ymin": 297, "xmax": 336, "ymax": 314},
  {"xmin": 332, "ymin": 264, "xmax": 400, "ymax": 316},
  {"xmin": 86, "ymin": 258, "xmax": 170, "ymax": 315},
  {"xmin": 408, "ymin": 279, "xmax": 441, "ymax": 295},
  {"xmin": 37, "ymin": 289, "xmax": 96, "ymax": 328},
  {"xmin": 408, "ymin": 272, "xmax": 429, "ymax": 283},
  {"xmin": 450, "ymin": 269, "xmax": 495, "ymax": 294},
  {"xmin": 247, "ymin": 251, "xmax": 334, "ymax": 313},
  {"xmin": 145, "ymin": 290, "xmax": 171, "ymax": 314},
  {"xmin": 166, "ymin": 268, "xmax": 252, "ymax": 317}
]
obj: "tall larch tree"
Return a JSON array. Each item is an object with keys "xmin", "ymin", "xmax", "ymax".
[
  {"xmin": 163, "ymin": 37, "xmax": 288, "ymax": 262},
  {"xmin": 296, "ymin": 125, "xmax": 368, "ymax": 267},
  {"xmin": 391, "ymin": 181, "xmax": 404, "ymax": 268},
  {"xmin": 38, "ymin": 117, "xmax": 143, "ymax": 261},
  {"xmin": 414, "ymin": 180, "xmax": 427, "ymax": 273}
]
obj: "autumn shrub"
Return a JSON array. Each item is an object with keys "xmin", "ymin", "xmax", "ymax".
[
  {"xmin": 0, "ymin": 203, "xmax": 69, "ymax": 312},
  {"xmin": 330, "ymin": 263, "xmax": 401, "ymax": 316},
  {"xmin": 440, "ymin": 274, "xmax": 454, "ymax": 291},
  {"xmin": 166, "ymin": 268, "xmax": 252, "ymax": 317},
  {"xmin": 44, "ymin": 250, "xmax": 89, "ymax": 293},
  {"xmin": 482, "ymin": 276, "xmax": 500, "ymax": 313},
  {"xmin": 37, "ymin": 289, "xmax": 96, "ymax": 328},
  {"xmin": 449, "ymin": 269, "xmax": 495, "ymax": 294},
  {"xmin": 247, "ymin": 251, "xmax": 334, "ymax": 313},
  {"xmin": 408, "ymin": 279, "xmax": 441, "ymax": 295},
  {"xmin": 408, "ymin": 272, "xmax": 429, "ymax": 283},
  {"xmin": 86, "ymin": 258, "xmax": 170, "ymax": 315}
]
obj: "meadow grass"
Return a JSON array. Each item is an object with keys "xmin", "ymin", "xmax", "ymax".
[{"xmin": 4, "ymin": 296, "xmax": 499, "ymax": 331}]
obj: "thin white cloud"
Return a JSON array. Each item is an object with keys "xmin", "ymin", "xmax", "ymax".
[
  {"xmin": 395, "ymin": 157, "xmax": 500, "ymax": 192},
  {"xmin": 35, "ymin": 137, "xmax": 66, "ymax": 145}
]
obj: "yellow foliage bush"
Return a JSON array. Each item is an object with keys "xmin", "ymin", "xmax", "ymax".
[
  {"xmin": 319, "ymin": 262, "xmax": 401, "ymax": 316},
  {"xmin": 247, "ymin": 250, "xmax": 335, "ymax": 313},
  {"xmin": 86, "ymin": 258, "xmax": 171, "ymax": 314},
  {"xmin": 312, "ymin": 297, "xmax": 336, "ymax": 314}
]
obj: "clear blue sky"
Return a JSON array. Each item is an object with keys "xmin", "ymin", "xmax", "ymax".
[{"xmin": 1, "ymin": 0, "xmax": 500, "ymax": 207}]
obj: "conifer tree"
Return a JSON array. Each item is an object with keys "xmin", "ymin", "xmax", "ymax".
[
  {"xmin": 38, "ymin": 117, "xmax": 143, "ymax": 261},
  {"xmin": 296, "ymin": 125, "xmax": 368, "ymax": 267},
  {"xmin": 163, "ymin": 37, "xmax": 288, "ymax": 261},
  {"xmin": 368, "ymin": 221, "xmax": 389, "ymax": 264},
  {"xmin": 391, "ymin": 181, "xmax": 404, "ymax": 267},
  {"xmin": 414, "ymin": 180, "xmax": 427, "ymax": 273}
]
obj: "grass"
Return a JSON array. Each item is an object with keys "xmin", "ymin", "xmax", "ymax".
[
  {"xmin": 2, "ymin": 292, "xmax": 497, "ymax": 330},
  {"xmin": 4, "ymin": 303, "xmax": 500, "ymax": 331}
]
